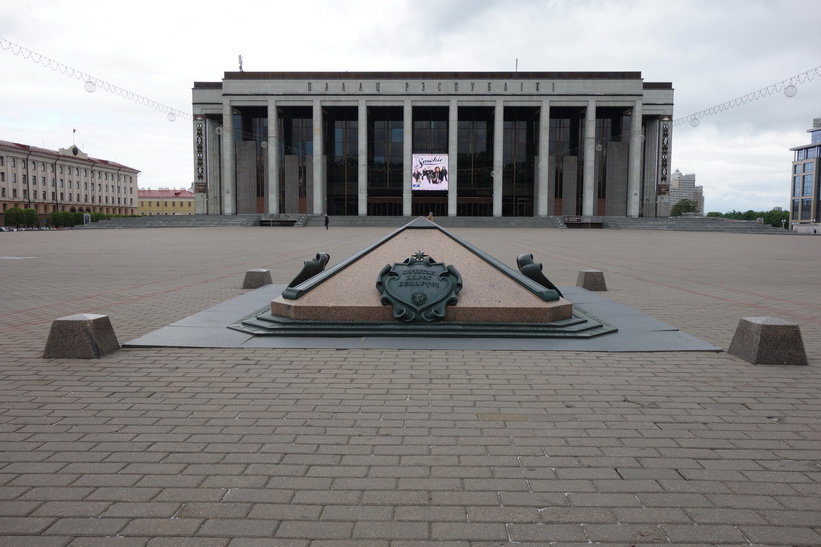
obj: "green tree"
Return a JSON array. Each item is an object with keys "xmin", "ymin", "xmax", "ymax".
[
  {"xmin": 669, "ymin": 199, "xmax": 697, "ymax": 217},
  {"xmin": 3, "ymin": 207, "xmax": 23, "ymax": 228},
  {"xmin": 23, "ymin": 208, "xmax": 38, "ymax": 228}
]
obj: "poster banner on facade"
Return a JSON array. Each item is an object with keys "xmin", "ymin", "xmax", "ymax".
[{"xmin": 411, "ymin": 154, "xmax": 448, "ymax": 191}]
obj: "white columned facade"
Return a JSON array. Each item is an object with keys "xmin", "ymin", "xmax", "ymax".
[
  {"xmin": 402, "ymin": 99, "xmax": 412, "ymax": 216},
  {"xmin": 312, "ymin": 100, "xmax": 324, "ymax": 215},
  {"xmin": 358, "ymin": 100, "xmax": 368, "ymax": 216},
  {"xmin": 448, "ymin": 98, "xmax": 458, "ymax": 217},
  {"xmin": 221, "ymin": 103, "xmax": 235, "ymax": 215},
  {"xmin": 537, "ymin": 99, "xmax": 550, "ymax": 217},
  {"xmin": 627, "ymin": 100, "xmax": 643, "ymax": 217},
  {"xmin": 493, "ymin": 99, "xmax": 504, "ymax": 217},
  {"xmin": 582, "ymin": 100, "xmax": 596, "ymax": 217},
  {"xmin": 266, "ymin": 100, "xmax": 279, "ymax": 215}
]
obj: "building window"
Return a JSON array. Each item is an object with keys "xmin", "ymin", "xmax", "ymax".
[
  {"xmin": 12, "ymin": 173, "xmax": 16, "ymax": 183},
  {"xmin": 1, "ymin": 188, "xmax": 5, "ymax": 197},
  {"xmin": 803, "ymin": 174, "xmax": 814, "ymax": 196},
  {"xmin": 0, "ymin": 173, "xmax": 4, "ymax": 182},
  {"xmin": 0, "ymin": 156, "xmax": 4, "ymax": 166},
  {"xmin": 41, "ymin": 162, "xmax": 45, "ymax": 171},
  {"xmin": 801, "ymin": 198, "xmax": 812, "ymax": 220},
  {"xmin": 42, "ymin": 191, "xmax": 46, "ymax": 199},
  {"xmin": 805, "ymin": 162, "xmax": 815, "ymax": 173},
  {"xmin": 22, "ymin": 175, "xmax": 26, "ymax": 184},
  {"xmin": 10, "ymin": 158, "xmax": 16, "ymax": 167}
]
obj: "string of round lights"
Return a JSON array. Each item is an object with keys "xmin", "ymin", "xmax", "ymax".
[
  {"xmin": 673, "ymin": 64, "xmax": 820, "ymax": 128},
  {"xmin": 2, "ymin": 36, "xmax": 817, "ymax": 135},
  {"xmin": 0, "ymin": 37, "xmax": 191, "ymax": 123}
]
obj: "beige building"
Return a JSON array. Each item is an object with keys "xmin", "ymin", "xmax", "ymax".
[
  {"xmin": 0, "ymin": 140, "xmax": 139, "ymax": 220},
  {"xmin": 138, "ymin": 189, "xmax": 196, "ymax": 215}
]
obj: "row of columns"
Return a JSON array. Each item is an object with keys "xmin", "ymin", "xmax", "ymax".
[{"xmin": 219, "ymin": 98, "xmax": 646, "ymax": 217}]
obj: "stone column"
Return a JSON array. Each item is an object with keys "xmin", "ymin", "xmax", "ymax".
[
  {"xmin": 312, "ymin": 100, "xmax": 324, "ymax": 215},
  {"xmin": 222, "ymin": 103, "xmax": 235, "ymax": 215},
  {"xmin": 403, "ymin": 99, "xmax": 412, "ymax": 216},
  {"xmin": 493, "ymin": 99, "xmax": 504, "ymax": 217},
  {"xmin": 267, "ymin": 100, "xmax": 279, "ymax": 215},
  {"xmin": 206, "ymin": 118, "xmax": 222, "ymax": 215},
  {"xmin": 448, "ymin": 98, "xmax": 458, "ymax": 217},
  {"xmin": 537, "ymin": 99, "xmax": 550, "ymax": 217},
  {"xmin": 641, "ymin": 118, "xmax": 660, "ymax": 217},
  {"xmin": 627, "ymin": 100, "xmax": 643, "ymax": 217},
  {"xmin": 358, "ymin": 100, "xmax": 368, "ymax": 216},
  {"xmin": 582, "ymin": 100, "xmax": 596, "ymax": 217}
]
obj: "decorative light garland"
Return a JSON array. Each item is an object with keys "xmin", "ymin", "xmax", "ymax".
[
  {"xmin": 674, "ymin": 65, "xmax": 819, "ymax": 127},
  {"xmin": 3, "ymin": 36, "xmax": 817, "ymax": 133},
  {"xmin": 0, "ymin": 37, "xmax": 190, "ymax": 122}
]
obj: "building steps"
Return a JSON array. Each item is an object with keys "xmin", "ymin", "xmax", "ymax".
[{"xmin": 77, "ymin": 214, "xmax": 791, "ymax": 234}]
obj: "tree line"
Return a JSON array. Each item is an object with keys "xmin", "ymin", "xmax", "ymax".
[
  {"xmin": 3, "ymin": 207, "xmax": 111, "ymax": 229},
  {"xmin": 707, "ymin": 209, "xmax": 790, "ymax": 228}
]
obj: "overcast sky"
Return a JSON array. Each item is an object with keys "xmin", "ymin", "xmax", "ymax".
[{"xmin": 1, "ymin": 0, "xmax": 818, "ymax": 213}]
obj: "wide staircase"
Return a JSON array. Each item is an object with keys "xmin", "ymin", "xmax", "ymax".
[
  {"xmin": 77, "ymin": 214, "xmax": 790, "ymax": 234},
  {"xmin": 308, "ymin": 215, "xmax": 566, "ymax": 229},
  {"xmin": 80, "ymin": 214, "xmax": 271, "ymax": 229},
  {"xmin": 603, "ymin": 216, "xmax": 789, "ymax": 234}
]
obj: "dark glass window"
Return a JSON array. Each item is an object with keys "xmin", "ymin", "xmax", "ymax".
[
  {"xmin": 324, "ymin": 107, "xmax": 358, "ymax": 216},
  {"xmin": 456, "ymin": 107, "xmax": 493, "ymax": 216},
  {"xmin": 368, "ymin": 107, "xmax": 404, "ymax": 216},
  {"xmin": 803, "ymin": 174, "xmax": 814, "ymax": 196},
  {"xmin": 502, "ymin": 107, "xmax": 539, "ymax": 217}
]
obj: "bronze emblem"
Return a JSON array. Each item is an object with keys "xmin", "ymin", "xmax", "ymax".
[{"xmin": 377, "ymin": 251, "xmax": 462, "ymax": 322}]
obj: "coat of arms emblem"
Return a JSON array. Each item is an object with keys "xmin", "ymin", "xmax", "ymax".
[{"xmin": 377, "ymin": 251, "xmax": 462, "ymax": 322}]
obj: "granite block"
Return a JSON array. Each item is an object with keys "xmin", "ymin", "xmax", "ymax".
[
  {"xmin": 43, "ymin": 313, "xmax": 120, "ymax": 359},
  {"xmin": 728, "ymin": 317, "xmax": 808, "ymax": 365}
]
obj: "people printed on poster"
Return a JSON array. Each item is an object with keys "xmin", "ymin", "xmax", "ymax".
[{"xmin": 411, "ymin": 154, "xmax": 448, "ymax": 191}]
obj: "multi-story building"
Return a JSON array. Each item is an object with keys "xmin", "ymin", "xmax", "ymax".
[
  {"xmin": 789, "ymin": 118, "xmax": 821, "ymax": 226},
  {"xmin": 0, "ymin": 140, "xmax": 139, "ymax": 220},
  {"xmin": 693, "ymin": 185, "xmax": 704, "ymax": 215},
  {"xmin": 668, "ymin": 169, "xmax": 702, "ymax": 215},
  {"xmin": 138, "ymin": 188, "xmax": 196, "ymax": 216},
  {"xmin": 192, "ymin": 71, "xmax": 674, "ymax": 218}
]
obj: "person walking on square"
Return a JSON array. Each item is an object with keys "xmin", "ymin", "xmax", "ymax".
[{"xmin": 324, "ymin": 214, "xmax": 330, "ymax": 230}]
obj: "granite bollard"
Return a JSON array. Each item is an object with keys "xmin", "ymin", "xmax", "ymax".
[
  {"xmin": 242, "ymin": 268, "xmax": 273, "ymax": 289},
  {"xmin": 576, "ymin": 269, "xmax": 607, "ymax": 291},
  {"xmin": 43, "ymin": 313, "xmax": 120, "ymax": 359},
  {"xmin": 728, "ymin": 317, "xmax": 808, "ymax": 365}
]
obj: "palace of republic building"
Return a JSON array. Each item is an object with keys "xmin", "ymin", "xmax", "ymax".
[{"xmin": 192, "ymin": 71, "xmax": 674, "ymax": 218}]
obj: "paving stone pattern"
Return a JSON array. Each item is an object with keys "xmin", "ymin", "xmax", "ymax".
[{"xmin": 0, "ymin": 227, "xmax": 819, "ymax": 545}]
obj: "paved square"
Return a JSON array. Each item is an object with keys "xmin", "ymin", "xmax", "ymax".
[{"xmin": 1, "ymin": 226, "xmax": 819, "ymax": 545}]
